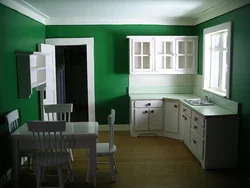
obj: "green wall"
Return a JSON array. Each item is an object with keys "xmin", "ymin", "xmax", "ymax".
[
  {"xmin": 195, "ymin": 4, "xmax": 250, "ymax": 175},
  {"xmin": 46, "ymin": 25, "xmax": 195, "ymax": 124},
  {"xmin": 0, "ymin": 4, "xmax": 45, "ymax": 176}
]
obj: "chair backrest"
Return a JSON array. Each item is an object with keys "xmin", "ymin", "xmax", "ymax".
[
  {"xmin": 5, "ymin": 109, "xmax": 19, "ymax": 133},
  {"xmin": 27, "ymin": 121, "xmax": 72, "ymax": 153},
  {"xmin": 108, "ymin": 109, "xmax": 115, "ymax": 150},
  {"xmin": 44, "ymin": 103, "xmax": 73, "ymax": 122}
]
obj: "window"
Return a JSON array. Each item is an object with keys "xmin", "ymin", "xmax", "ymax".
[{"xmin": 203, "ymin": 22, "xmax": 231, "ymax": 98}]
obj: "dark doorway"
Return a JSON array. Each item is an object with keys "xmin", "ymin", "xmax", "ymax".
[{"xmin": 55, "ymin": 45, "xmax": 88, "ymax": 122}]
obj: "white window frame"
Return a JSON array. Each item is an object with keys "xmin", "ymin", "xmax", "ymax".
[{"xmin": 203, "ymin": 22, "xmax": 232, "ymax": 98}]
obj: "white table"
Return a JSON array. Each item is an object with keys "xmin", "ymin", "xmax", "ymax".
[{"xmin": 10, "ymin": 122, "xmax": 99, "ymax": 187}]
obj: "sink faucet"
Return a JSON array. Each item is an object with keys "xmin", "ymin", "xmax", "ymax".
[{"xmin": 204, "ymin": 95, "xmax": 212, "ymax": 103}]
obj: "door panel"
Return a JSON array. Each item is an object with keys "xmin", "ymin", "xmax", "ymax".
[
  {"xmin": 134, "ymin": 109, "xmax": 148, "ymax": 131},
  {"xmin": 149, "ymin": 108, "xmax": 163, "ymax": 130}
]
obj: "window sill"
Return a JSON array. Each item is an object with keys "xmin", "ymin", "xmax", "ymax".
[{"xmin": 202, "ymin": 88, "xmax": 227, "ymax": 98}]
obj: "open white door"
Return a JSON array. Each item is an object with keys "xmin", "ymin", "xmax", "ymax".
[{"xmin": 38, "ymin": 44, "xmax": 57, "ymax": 120}]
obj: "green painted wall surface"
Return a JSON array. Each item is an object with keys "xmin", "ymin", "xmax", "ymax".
[
  {"xmin": 0, "ymin": 4, "xmax": 45, "ymax": 176},
  {"xmin": 195, "ymin": 5, "xmax": 250, "ymax": 175},
  {"xmin": 46, "ymin": 25, "xmax": 195, "ymax": 124}
]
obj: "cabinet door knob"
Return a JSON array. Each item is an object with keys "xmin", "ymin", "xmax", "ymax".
[
  {"xmin": 193, "ymin": 140, "xmax": 197, "ymax": 144},
  {"xmin": 147, "ymin": 103, "xmax": 151, "ymax": 106},
  {"xmin": 183, "ymin": 109, "xmax": 186, "ymax": 112},
  {"xmin": 195, "ymin": 117, "xmax": 198, "ymax": 121},
  {"xmin": 144, "ymin": 110, "xmax": 148, "ymax": 113},
  {"xmin": 150, "ymin": 110, "xmax": 154, "ymax": 113},
  {"xmin": 174, "ymin": 104, "xmax": 178, "ymax": 108},
  {"xmin": 194, "ymin": 125, "xmax": 197, "ymax": 129}
]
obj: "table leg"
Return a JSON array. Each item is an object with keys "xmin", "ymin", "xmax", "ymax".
[
  {"xmin": 11, "ymin": 140, "xmax": 19, "ymax": 188},
  {"xmin": 89, "ymin": 141, "xmax": 97, "ymax": 187}
]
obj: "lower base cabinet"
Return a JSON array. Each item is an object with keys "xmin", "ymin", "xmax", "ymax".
[{"xmin": 130, "ymin": 100, "xmax": 163, "ymax": 137}]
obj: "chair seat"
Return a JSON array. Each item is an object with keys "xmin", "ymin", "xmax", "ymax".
[
  {"xmin": 35, "ymin": 152, "xmax": 70, "ymax": 167},
  {"xmin": 96, "ymin": 143, "xmax": 117, "ymax": 155}
]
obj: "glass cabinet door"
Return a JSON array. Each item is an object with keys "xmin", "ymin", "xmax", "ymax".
[
  {"xmin": 132, "ymin": 39, "xmax": 153, "ymax": 72},
  {"xmin": 176, "ymin": 40, "xmax": 195, "ymax": 72},
  {"xmin": 155, "ymin": 39, "xmax": 175, "ymax": 72}
]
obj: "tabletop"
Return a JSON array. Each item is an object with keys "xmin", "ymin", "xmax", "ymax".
[{"xmin": 11, "ymin": 122, "xmax": 99, "ymax": 139}]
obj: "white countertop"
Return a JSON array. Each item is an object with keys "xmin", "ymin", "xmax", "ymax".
[{"xmin": 129, "ymin": 93, "xmax": 237, "ymax": 116}]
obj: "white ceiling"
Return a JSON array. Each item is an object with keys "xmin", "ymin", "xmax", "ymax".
[{"xmin": 1, "ymin": 0, "xmax": 250, "ymax": 25}]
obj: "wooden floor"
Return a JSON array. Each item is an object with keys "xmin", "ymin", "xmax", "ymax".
[{"xmin": 7, "ymin": 131, "xmax": 250, "ymax": 188}]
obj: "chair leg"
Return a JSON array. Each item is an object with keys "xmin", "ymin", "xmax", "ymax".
[
  {"xmin": 57, "ymin": 166, "xmax": 64, "ymax": 188},
  {"xmin": 85, "ymin": 159, "xmax": 91, "ymax": 184},
  {"xmin": 36, "ymin": 166, "xmax": 42, "ymax": 188},
  {"xmin": 27, "ymin": 157, "xmax": 31, "ymax": 170},
  {"xmin": 108, "ymin": 156, "xmax": 116, "ymax": 182},
  {"xmin": 66, "ymin": 161, "xmax": 74, "ymax": 183},
  {"xmin": 41, "ymin": 167, "xmax": 47, "ymax": 183},
  {"xmin": 67, "ymin": 148, "xmax": 74, "ymax": 161},
  {"xmin": 112, "ymin": 155, "xmax": 117, "ymax": 173}
]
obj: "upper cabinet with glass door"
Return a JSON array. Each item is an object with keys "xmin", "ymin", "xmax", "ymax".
[
  {"xmin": 128, "ymin": 37, "xmax": 154, "ymax": 74},
  {"xmin": 128, "ymin": 36, "xmax": 198, "ymax": 74}
]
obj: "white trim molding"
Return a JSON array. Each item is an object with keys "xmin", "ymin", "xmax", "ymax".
[
  {"xmin": 0, "ymin": 0, "xmax": 47, "ymax": 24},
  {"xmin": 45, "ymin": 38, "xmax": 96, "ymax": 122},
  {"xmin": 46, "ymin": 17, "xmax": 195, "ymax": 26},
  {"xmin": 99, "ymin": 124, "xmax": 130, "ymax": 131},
  {"xmin": 194, "ymin": 0, "xmax": 250, "ymax": 25}
]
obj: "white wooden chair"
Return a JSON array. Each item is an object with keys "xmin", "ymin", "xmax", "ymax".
[
  {"xmin": 5, "ymin": 109, "xmax": 33, "ymax": 169},
  {"xmin": 44, "ymin": 103, "xmax": 74, "ymax": 161},
  {"xmin": 27, "ymin": 120, "xmax": 74, "ymax": 188},
  {"xmin": 86, "ymin": 109, "xmax": 117, "ymax": 183}
]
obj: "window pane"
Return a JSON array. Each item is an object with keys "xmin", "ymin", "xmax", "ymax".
[
  {"xmin": 187, "ymin": 41, "xmax": 193, "ymax": 54},
  {"xmin": 143, "ymin": 56, "xmax": 150, "ymax": 69},
  {"xmin": 211, "ymin": 51, "xmax": 220, "ymax": 88},
  {"xmin": 222, "ymin": 51, "xmax": 228, "ymax": 91},
  {"xmin": 134, "ymin": 42, "xmax": 141, "ymax": 55},
  {"xmin": 143, "ymin": 42, "xmax": 150, "ymax": 55},
  {"xmin": 135, "ymin": 56, "xmax": 141, "ymax": 69},
  {"xmin": 223, "ymin": 33, "xmax": 228, "ymax": 49},
  {"xmin": 178, "ymin": 56, "xmax": 185, "ymax": 68},
  {"xmin": 186, "ymin": 56, "xmax": 194, "ymax": 69},
  {"xmin": 166, "ymin": 56, "xmax": 172, "ymax": 69},
  {"xmin": 165, "ymin": 42, "xmax": 173, "ymax": 54},
  {"xmin": 212, "ymin": 34, "xmax": 221, "ymax": 49},
  {"xmin": 178, "ymin": 41, "xmax": 185, "ymax": 54}
]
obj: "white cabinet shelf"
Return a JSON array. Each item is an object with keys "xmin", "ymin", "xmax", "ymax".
[
  {"xmin": 15, "ymin": 52, "xmax": 48, "ymax": 98},
  {"xmin": 127, "ymin": 36, "xmax": 198, "ymax": 74}
]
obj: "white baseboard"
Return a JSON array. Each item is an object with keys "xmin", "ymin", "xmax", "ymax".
[{"xmin": 99, "ymin": 124, "xmax": 129, "ymax": 131}]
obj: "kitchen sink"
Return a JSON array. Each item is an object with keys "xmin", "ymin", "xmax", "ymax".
[{"xmin": 184, "ymin": 98, "xmax": 214, "ymax": 106}]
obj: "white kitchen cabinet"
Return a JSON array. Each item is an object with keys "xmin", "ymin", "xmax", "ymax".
[
  {"xmin": 164, "ymin": 100, "xmax": 179, "ymax": 139},
  {"xmin": 128, "ymin": 37, "xmax": 154, "ymax": 73},
  {"xmin": 127, "ymin": 36, "xmax": 198, "ymax": 74},
  {"xmin": 130, "ymin": 100, "xmax": 163, "ymax": 137},
  {"xmin": 179, "ymin": 104, "xmax": 191, "ymax": 147},
  {"xmin": 179, "ymin": 102, "xmax": 238, "ymax": 169},
  {"xmin": 15, "ymin": 52, "xmax": 48, "ymax": 98}
]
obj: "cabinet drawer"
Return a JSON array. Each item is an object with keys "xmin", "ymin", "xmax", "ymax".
[
  {"xmin": 180, "ymin": 104, "xmax": 191, "ymax": 117},
  {"xmin": 191, "ymin": 121, "xmax": 204, "ymax": 138},
  {"xmin": 134, "ymin": 100, "xmax": 163, "ymax": 108},
  {"xmin": 191, "ymin": 111, "xmax": 204, "ymax": 127},
  {"xmin": 190, "ymin": 129, "xmax": 204, "ymax": 162}
]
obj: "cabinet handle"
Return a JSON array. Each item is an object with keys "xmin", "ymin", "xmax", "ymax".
[
  {"xmin": 183, "ymin": 109, "xmax": 186, "ymax": 112},
  {"xmin": 144, "ymin": 110, "xmax": 148, "ymax": 114},
  {"xmin": 150, "ymin": 110, "xmax": 154, "ymax": 113},
  {"xmin": 174, "ymin": 104, "xmax": 178, "ymax": 108},
  {"xmin": 194, "ymin": 125, "xmax": 197, "ymax": 129},
  {"xmin": 193, "ymin": 140, "xmax": 197, "ymax": 144},
  {"xmin": 147, "ymin": 103, "xmax": 151, "ymax": 106},
  {"xmin": 194, "ymin": 117, "xmax": 198, "ymax": 121}
]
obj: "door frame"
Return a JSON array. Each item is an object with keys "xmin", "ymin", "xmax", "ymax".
[{"xmin": 45, "ymin": 38, "xmax": 95, "ymax": 122}]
